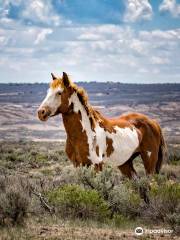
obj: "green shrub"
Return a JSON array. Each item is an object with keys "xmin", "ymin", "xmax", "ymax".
[
  {"xmin": 78, "ymin": 165, "xmax": 122, "ymax": 200},
  {"xmin": 47, "ymin": 184, "xmax": 110, "ymax": 221},
  {"xmin": 108, "ymin": 184, "xmax": 142, "ymax": 218},
  {"xmin": 169, "ymin": 153, "xmax": 180, "ymax": 165},
  {"xmin": 167, "ymin": 210, "xmax": 180, "ymax": 234},
  {"xmin": 40, "ymin": 168, "xmax": 53, "ymax": 176},
  {"xmin": 149, "ymin": 176, "xmax": 180, "ymax": 209},
  {"xmin": 78, "ymin": 166, "xmax": 144, "ymax": 218},
  {"xmin": 112, "ymin": 214, "xmax": 131, "ymax": 227},
  {"xmin": 0, "ymin": 176, "xmax": 30, "ymax": 226},
  {"xmin": 58, "ymin": 165, "xmax": 79, "ymax": 185},
  {"xmin": 149, "ymin": 180, "xmax": 180, "ymax": 216},
  {"xmin": 143, "ymin": 178, "xmax": 180, "ymax": 233}
]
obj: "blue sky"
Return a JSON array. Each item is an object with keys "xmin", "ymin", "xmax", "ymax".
[{"xmin": 0, "ymin": 0, "xmax": 180, "ymax": 83}]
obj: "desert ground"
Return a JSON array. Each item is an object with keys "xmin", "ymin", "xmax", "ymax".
[
  {"xmin": 0, "ymin": 82, "xmax": 180, "ymax": 239},
  {"xmin": 0, "ymin": 82, "xmax": 180, "ymax": 144}
]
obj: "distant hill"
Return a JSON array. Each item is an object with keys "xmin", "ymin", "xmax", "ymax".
[
  {"xmin": 0, "ymin": 82, "xmax": 180, "ymax": 142},
  {"xmin": 0, "ymin": 82, "xmax": 180, "ymax": 104}
]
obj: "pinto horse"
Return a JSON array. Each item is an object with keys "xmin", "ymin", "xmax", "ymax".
[{"xmin": 38, "ymin": 72, "xmax": 166, "ymax": 179}]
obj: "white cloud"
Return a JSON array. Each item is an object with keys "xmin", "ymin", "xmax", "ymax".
[
  {"xmin": 0, "ymin": 25, "xmax": 53, "ymax": 49},
  {"xmin": 151, "ymin": 56, "xmax": 170, "ymax": 65},
  {"xmin": 34, "ymin": 28, "xmax": 53, "ymax": 45},
  {"xmin": 129, "ymin": 39, "xmax": 148, "ymax": 55},
  {"xmin": 22, "ymin": 0, "xmax": 61, "ymax": 26},
  {"xmin": 0, "ymin": 0, "xmax": 68, "ymax": 27},
  {"xmin": 78, "ymin": 32, "xmax": 103, "ymax": 41},
  {"xmin": 152, "ymin": 68, "xmax": 160, "ymax": 74},
  {"xmin": 0, "ymin": 35, "xmax": 7, "ymax": 47},
  {"xmin": 138, "ymin": 67, "xmax": 149, "ymax": 73},
  {"xmin": 140, "ymin": 29, "xmax": 180, "ymax": 40},
  {"xmin": 124, "ymin": 0, "xmax": 153, "ymax": 22},
  {"xmin": 159, "ymin": 0, "xmax": 180, "ymax": 18},
  {"xmin": 0, "ymin": 15, "xmax": 179, "ymax": 83},
  {"xmin": 0, "ymin": 1, "xmax": 179, "ymax": 83}
]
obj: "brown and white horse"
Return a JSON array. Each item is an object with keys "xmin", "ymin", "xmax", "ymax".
[{"xmin": 38, "ymin": 72, "xmax": 166, "ymax": 179}]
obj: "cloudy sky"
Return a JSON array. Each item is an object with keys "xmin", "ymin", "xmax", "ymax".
[{"xmin": 0, "ymin": 0, "xmax": 180, "ymax": 83}]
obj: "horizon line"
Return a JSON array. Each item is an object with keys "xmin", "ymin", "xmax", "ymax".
[{"xmin": 0, "ymin": 81, "xmax": 180, "ymax": 85}]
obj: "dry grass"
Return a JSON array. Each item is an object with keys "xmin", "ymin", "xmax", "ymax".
[
  {"xmin": 0, "ymin": 141, "xmax": 179, "ymax": 239},
  {"xmin": 0, "ymin": 219, "xmax": 179, "ymax": 240}
]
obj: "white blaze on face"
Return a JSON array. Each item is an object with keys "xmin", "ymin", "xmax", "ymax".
[
  {"xmin": 40, "ymin": 87, "xmax": 63, "ymax": 115},
  {"xmin": 69, "ymin": 92, "xmax": 140, "ymax": 166}
]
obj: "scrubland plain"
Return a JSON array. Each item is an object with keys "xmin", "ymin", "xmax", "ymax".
[{"xmin": 0, "ymin": 83, "xmax": 179, "ymax": 239}]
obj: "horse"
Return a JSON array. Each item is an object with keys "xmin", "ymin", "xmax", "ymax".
[{"xmin": 37, "ymin": 72, "xmax": 166, "ymax": 179}]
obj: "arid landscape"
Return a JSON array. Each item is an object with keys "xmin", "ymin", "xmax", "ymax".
[
  {"xmin": 0, "ymin": 82, "xmax": 180, "ymax": 240},
  {"xmin": 1, "ymin": 0, "xmax": 180, "ymax": 238},
  {"xmin": 0, "ymin": 82, "xmax": 180, "ymax": 144}
]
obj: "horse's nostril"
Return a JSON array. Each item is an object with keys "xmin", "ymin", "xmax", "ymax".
[{"xmin": 38, "ymin": 107, "xmax": 51, "ymax": 121}]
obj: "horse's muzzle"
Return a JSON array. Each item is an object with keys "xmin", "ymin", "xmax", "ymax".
[{"xmin": 37, "ymin": 106, "xmax": 51, "ymax": 121}]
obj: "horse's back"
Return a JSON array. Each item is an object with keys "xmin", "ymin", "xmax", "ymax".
[
  {"xmin": 119, "ymin": 112, "xmax": 161, "ymax": 146},
  {"xmin": 119, "ymin": 112, "xmax": 152, "ymax": 123}
]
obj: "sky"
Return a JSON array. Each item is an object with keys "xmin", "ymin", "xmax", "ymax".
[{"xmin": 0, "ymin": 0, "xmax": 180, "ymax": 83}]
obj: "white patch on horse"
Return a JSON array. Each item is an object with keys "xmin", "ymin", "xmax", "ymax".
[
  {"xmin": 104, "ymin": 126, "xmax": 139, "ymax": 166},
  {"xmin": 40, "ymin": 87, "xmax": 63, "ymax": 115},
  {"xmin": 69, "ymin": 92, "xmax": 99, "ymax": 161},
  {"xmin": 147, "ymin": 151, "xmax": 151, "ymax": 157},
  {"xmin": 69, "ymin": 92, "xmax": 140, "ymax": 166}
]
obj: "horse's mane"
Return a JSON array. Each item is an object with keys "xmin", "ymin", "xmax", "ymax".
[{"xmin": 70, "ymin": 82, "xmax": 102, "ymax": 129}]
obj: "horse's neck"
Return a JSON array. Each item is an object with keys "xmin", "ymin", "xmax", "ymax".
[
  {"xmin": 62, "ymin": 112, "xmax": 84, "ymax": 140},
  {"xmin": 62, "ymin": 92, "xmax": 97, "ymax": 141}
]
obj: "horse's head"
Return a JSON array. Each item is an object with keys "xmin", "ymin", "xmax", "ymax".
[{"xmin": 38, "ymin": 72, "xmax": 72, "ymax": 121}]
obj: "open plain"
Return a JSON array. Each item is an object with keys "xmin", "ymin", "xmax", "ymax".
[
  {"xmin": 0, "ymin": 82, "xmax": 180, "ymax": 144},
  {"xmin": 0, "ymin": 82, "xmax": 180, "ymax": 240}
]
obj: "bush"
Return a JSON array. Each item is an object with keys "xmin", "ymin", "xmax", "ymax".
[
  {"xmin": 78, "ymin": 165, "xmax": 122, "ymax": 200},
  {"xmin": 168, "ymin": 146, "xmax": 180, "ymax": 165},
  {"xmin": 78, "ymin": 166, "xmax": 145, "ymax": 218},
  {"xmin": 0, "ymin": 176, "xmax": 30, "ymax": 226},
  {"xmin": 57, "ymin": 165, "xmax": 79, "ymax": 185},
  {"xmin": 0, "ymin": 141, "xmax": 179, "ymax": 232},
  {"xmin": 108, "ymin": 184, "xmax": 142, "ymax": 218},
  {"xmin": 112, "ymin": 214, "xmax": 131, "ymax": 227},
  {"xmin": 143, "ymin": 176, "xmax": 180, "ymax": 232},
  {"xmin": 150, "ymin": 180, "xmax": 179, "ymax": 214},
  {"xmin": 47, "ymin": 184, "xmax": 110, "ymax": 221}
]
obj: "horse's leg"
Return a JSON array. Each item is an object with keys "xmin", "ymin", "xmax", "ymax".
[
  {"xmin": 94, "ymin": 163, "xmax": 103, "ymax": 172},
  {"xmin": 140, "ymin": 149, "xmax": 158, "ymax": 175},
  {"xmin": 119, "ymin": 153, "xmax": 150, "ymax": 203},
  {"xmin": 118, "ymin": 153, "xmax": 139, "ymax": 179},
  {"xmin": 65, "ymin": 139, "xmax": 79, "ymax": 167}
]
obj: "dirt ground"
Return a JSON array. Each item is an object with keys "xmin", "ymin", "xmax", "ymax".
[{"xmin": 0, "ymin": 223, "xmax": 178, "ymax": 240}]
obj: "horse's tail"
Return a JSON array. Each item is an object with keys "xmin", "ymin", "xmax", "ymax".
[{"xmin": 156, "ymin": 124, "xmax": 167, "ymax": 174}]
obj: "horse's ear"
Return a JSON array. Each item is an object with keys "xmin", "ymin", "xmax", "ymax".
[
  {"xmin": 62, "ymin": 72, "xmax": 70, "ymax": 87},
  {"xmin": 51, "ymin": 73, "xmax": 56, "ymax": 80}
]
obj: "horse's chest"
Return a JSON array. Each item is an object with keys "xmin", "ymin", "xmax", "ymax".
[{"xmin": 89, "ymin": 126, "xmax": 139, "ymax": 166}]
